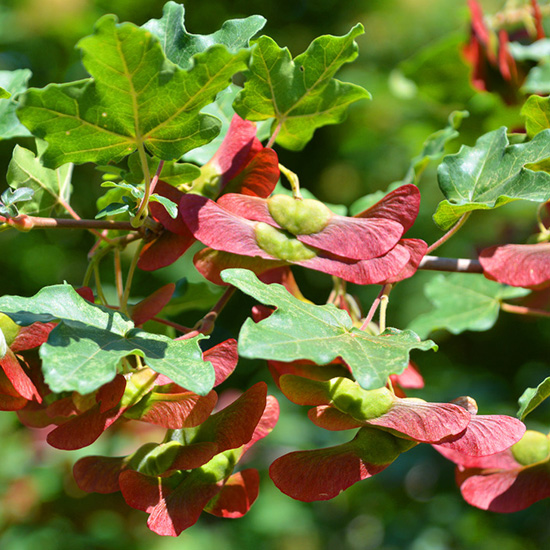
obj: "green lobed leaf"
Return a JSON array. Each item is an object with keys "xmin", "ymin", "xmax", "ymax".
[
  {"xmin": 0, "ymin": 69, "xmax": 32, "ymax": 140},
  {"xmin": 6, "ymin": 144, "xmax": 73, "ymax": 216},
  {"xmin": 17, "ymin": 15, "xmax": 250, "ymax": 168},
  {"xmin": 408, "ymin": 273, "xmax": 530, "ymax": 339},
  {"xmin": 233, "ymin": 25, "xmax": 371, "ymax": 150},
  {"xmin": 433, "ymin": 127, "xmax": 550, "ymax": 230},
  {"xmin": 0, "ymin": 284, "xmax": 214, "ymax": 395},
  {"xmin": 517, "ymin": 377, "xmax": 550, "ymax": 420},
  {"xmin": 143, "ymin": 1, "xmax": 265, "ymax": 69},
  {"xmin": 221, "ymin": 269, "xmax": 436, "ymax": 390}
]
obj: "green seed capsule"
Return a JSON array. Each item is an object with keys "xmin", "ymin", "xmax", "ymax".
[
  {"xmin": 328, "ymin": 377, "xmax": 394, "ymax": 421},
  {"xmin": 511, "ymin": 430, "xmax": 550, "ymax": 466},
  {"xmin": 268, "ymin": 194, "xmax": 332, "ymax": 235},
  {"xmin": 354, "ymin": 426, "xmax": 415, "ymax": 464},
  {"xmin": 255, "ymin": 222, "xmax": 317, "ymax": 261}
]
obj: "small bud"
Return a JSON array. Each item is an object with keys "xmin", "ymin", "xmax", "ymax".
[{"xmin": 8, "ymin": 215, "xmax": 34, "ymax": 232}]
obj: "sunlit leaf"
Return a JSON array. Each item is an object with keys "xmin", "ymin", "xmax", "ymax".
[
  {"xmin": 0, "ymin": 284, "xmax": 214, "ymax": 395},
  {"xmin": 233, "ymin": 25, "xmax": 370, "ymax": 150},
  {"xmin": 222, "ymin": 269, "xmax": 436, "ymax": 390},
  {"xmin": 0, "ymin": 69, "xmax": 31, "ymax": 139},
  {"xmin": 17, "ymin": 15, "xmax": 249, "ymax": 167},
  {"xmin": 6, "ymin": 144, "xmax": 72, "ymax": 216},
  {"xmin": 434, "ymin": 127, "xmax": 550, "ymax": 230},
  {"xmin": 143, "ymin": 1, "xmax": 265, "ymax": 69}
]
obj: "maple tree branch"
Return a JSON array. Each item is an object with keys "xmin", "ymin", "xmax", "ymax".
[
  {"xmin": 419, "ymin": 255, "xmax": 483, "ymax": 274},
  {"xmin": 1, "ymin": 214, "xmax": 136, "ymax": 231}
]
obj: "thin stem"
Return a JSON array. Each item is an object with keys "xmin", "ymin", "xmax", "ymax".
[
  {"xmin": 361, "ymin": 286, "xmax": 385, "ymax": 330},
  {"xmin": 149, "ymin": 160, "xmax": 164, "ymax": 196},
  {"xmin": 54, "ymin": 174, "xmax": 114, "ymax": 244},
  {"xmin": 93, "ymin": 264, "xmax": 108, "ymax": 306},
  {"xmin": 114, "ymin": 248, "xmax": 124, "ymax": 306},
  {"xmin": 426, "ymin": 213, "xmax": 470, "ymax": 254},
  {"xmin": 181, "ymin": 286, "xmax": 237, "ymax": 339},
  {"xmin": 501, "ymin": 302, "xmax": 550, "ymax": 318},
  {"xmin": 132, "ymin": 142, "xmax": 152, "ymax": 228},
  {"xmin": 279, "ymin": 164, "xmax": 303, "ymax": 199},
  {"xmin": 120, "ymin": 241, "xmax": 145, "ymax": 315},
  {"xmin": 378, "ymin": 284, "xmax": 393, "ymax": 333},
  {"xmin": 149, "ymin": 316, "xmax": 194, "ymax": 334},
  {"xmin": 83, "ymin": 243, "xmax": 112, "ymax": 288},
  {"xmin": 266, "ymin": 121, "xmax": 283, "ymax": 149},
  {"xmin": 419, "ymin": 255, "xmax": 483, "ymax": 274}
]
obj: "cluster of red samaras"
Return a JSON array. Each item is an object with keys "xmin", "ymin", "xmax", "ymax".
[
  {"xmin": 2, "ymin": 113, "xmax": 550, "ymax": 535},
  {"xmin": 463, "ymin": 0, "xmax": 545, "ymax": 104},
  {"xmin": 142, "ymin": 114, "xmax": 550, "ymax": 291},
  {"xmin": 0, "ymin": 300, "xmax": 543, "ymax": 531},
  {"xmin": 138, "ymin": 115, "xmax": 428, "ymax": 287},
  {"xmin": 0, "ymin": 306, "xmax": 279, "ymax": 536}
]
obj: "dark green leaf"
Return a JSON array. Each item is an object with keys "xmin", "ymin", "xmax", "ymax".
[
  {"xmin": 6, "ymin": 145, "xmax": 72, "ymax": 216},
  {"xmin": 434, "ymin": 127, "xmax": 550, "ymax": 230},
  {"xmin": 233, "ymin": 26, "xmax": 371, "ymax": 150},
  {"xmin": 222, "ymin": 269, "xmax": 436, "ymax": 390},
  {"xmin": 517, "ymin": 377, "xmax": 550, "ymax": 420},
  {"xmin": 17, "ymin": 15, "xmax": 249, "ymax": 168},
  {"xmin": 0, "ymin": 284, "xmax": 214, "ymax": 395},
  {"xmin": 143, "ymin": 1, "xmax": 265, "ymax": 69},
  {"xmin": 0, "ymin": 69, "xmax": 32, "ymax": 139},
  {"xmin": 408, "ymin": 273, "xmax": 529, "ymax": 339}
]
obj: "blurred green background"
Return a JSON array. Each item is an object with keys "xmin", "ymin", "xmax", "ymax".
[{"xmin": 1, "ymin": 0, "xmax": 550, "ymax": 548}]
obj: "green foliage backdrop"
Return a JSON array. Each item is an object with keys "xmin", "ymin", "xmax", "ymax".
[{"xmin": 1, "ymin": 1, "xmax": 549, "ymax": 549}]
